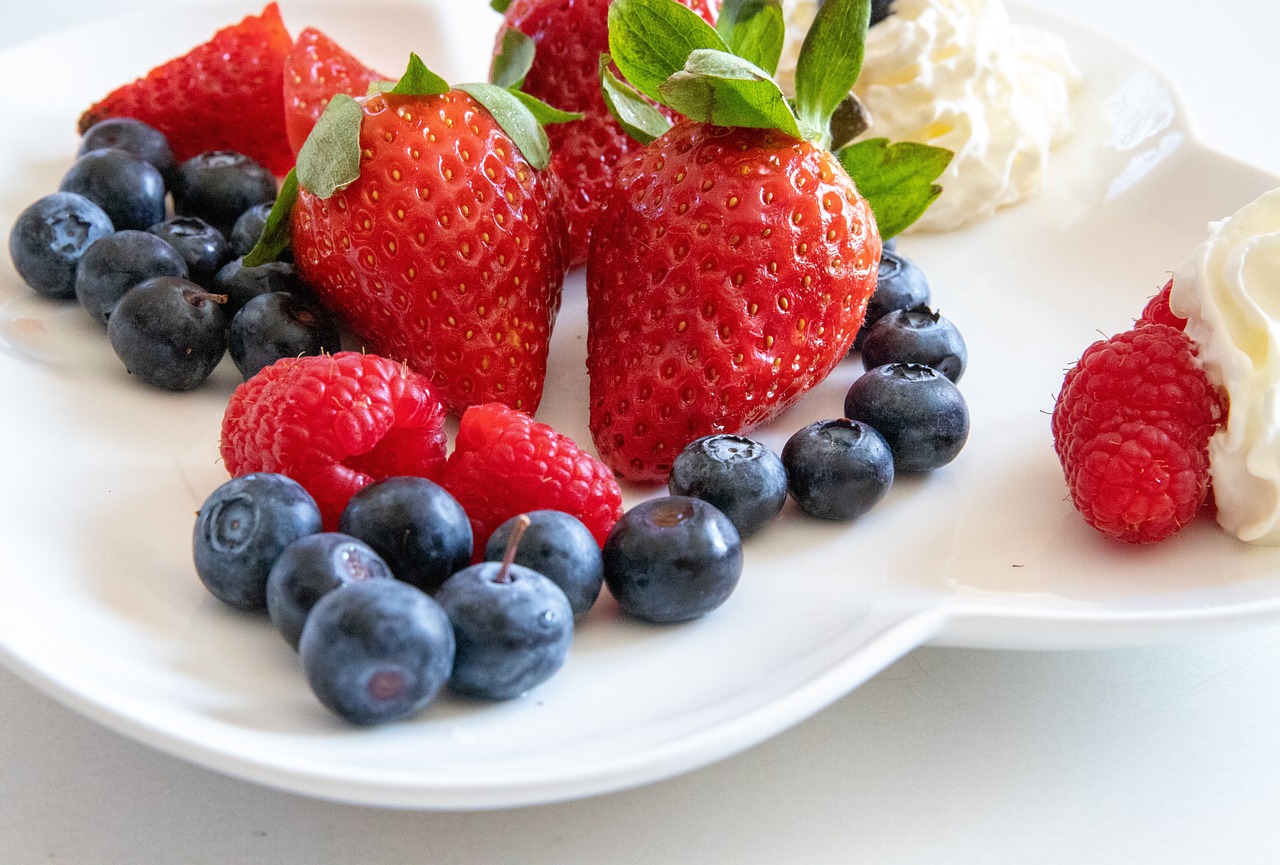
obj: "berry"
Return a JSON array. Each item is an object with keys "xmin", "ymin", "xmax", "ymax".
[
  {"xmin": 439, "ymin": 402, "xmax": 623, "ymax": 557},
  {"xmin": 192, "ymin": 472, "xmax": 323, "ymax": 611},
  {"xmin": 78, "ymin": 3, "xmax": 295, "ymax": 175},
  {"xmin": 228, "ymin": 202, "xmax": 274, "ymax": 258},
  {"xmin": 338, "ymin": 477, "xmax": 473, "ymax": 595},
  {"xmin": 291, "ymin": 85, "xmax": 569, "ymax": 414},
  {"xmin": 1138, "ymin": 279, "xmax": 1186, "ymax": 330},
  {"xmin": 220, "ymin": 352, "xmax": 448, "ymax": 529},
  {"xmin": 9, "ymin": 192, "xmax": 114, "ymax": 299},
  {"xmin": 60, "ymin": 148, "xmax": 167, "ymax": 232},
  {"xmin": 1067, "ymin": 422, "xmax": 1207, "ymax": 544},
  {"xmin": 228, "ymin": 291, "xmax": 341, "ymax": 380},
  {"xmin": 74, "ymin": 229, "xmax": 190, "ymax": 324},
  {"xmin": 781, "ymin": 419, "xmax": 894, "ymax": 520},
  {"xmin": 79, "ymin": 117, "xmax": 176, "ymax": 183},
  {"xmin": 265, "ymin": 532, "xmax": 394, "ymax": 650},
  {"xmin": 299, "ymin": 579, "xmax": 455, "ymax": 725},
  {"xmin": 871, "ymin": 0, "xmax": 896, "ymax": 25},
  {"xmin": 843, "ymin": 363, "xmax": 969, "ymax": 472},
  {"xmin": 484, "ymin": 511, "xmax": 604, "ymax": 616},
  {"xmin": 667, "ymin": 435, "xmax": 788, "ymax": 538},
  {"xmin": 436, "ymin": 550, "xmax": 574, "ymax": 700},
  {"xmin": 860, "ymin": 305, "xmax": 967, "ymax": 382},
  {"xmin": 587, "ymin": 121, "xmax": 880, "ymax": 481},
  {"xmin": 148, "ymin": 216, "xmax": 232, "ymax": 285},
  {"xmin": 283, "ymin": 27, "xmax": 384, "ymax": 155},
  {"xmin": 106, "ymin": 276, "xmax": 229, "ymax": 390},
  {"xmin": 171, "ymin": 151, "xmax": 278, "ymax": 238},
  {"xmin": 211, "ymin": 257, "xmax": 305, "ymax": 313},
  {"xmin": 602, "ymin": 497, "xmax": 743, "ymax": 624},
  {"xmin": 854, "ymin": 248, "xmax": 930, "ymax": 349}
]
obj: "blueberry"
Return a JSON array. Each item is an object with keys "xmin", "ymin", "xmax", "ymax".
[
  {"xmin": 9, "ymin": 192, "xmax": 114, "ymax": 299},
  {"xmin": 299, "ymin": 580, "xmax": 455, "ymax": 726},
  {"xmin": 212, "ymin": 257, "xmax": 307, "ymax": 313},
  {"xmin": 192, "ymin": 473, "xmax": 323, "ymax": 611},
  {"xmin": 861, "ymin": 306, "xmax": 968, "ymax": 383},
  {"xmin": 435, "ymin": 560, "xmax": 573, "ymax": 700},
  {"xmin": 266, "ymin": 532, "xmax": 395, "ymax": 650},
  {"xmin": 229, "ymin": 292, "xmax": 340, "ymax": 380},
  {"xmin": 881, "ymin": 235, "xmax": 897, "ymax": 253},
  {"xmin": 781, "ymin": 419, "xmax": 894, "ymax": 520},
  {"xmin": 871, "ymin": 0, "xmax": 895, "ymax": 25},
  {"xmin": 854, "ymin": 249, "xmax": 930, "ymax": 350},
  {"xmin": 172, "ymin": 151, "xmax": 277, "ymax": 238},
  {"xmin": 484, "ymin": 511, "xmax": 603, "ymax": 616},
  {"xmin": 338, "ymin": 477, "xmax": 472, "ymax": 594},
  {"xmin": 79, "ymin": 118, "xmax": 175, "ymax": 184},
  {"xmin": 602, "ymin": 497, "xmax": 742, "ymax": 624},
  {"xmin": 843, "ymin": 363, "xmax": 969, "ymax": 472},
  {"xmin": 74, "ymin": 230, "xmax": 190, "ymax": 324},
  {"xmin": 106, "ymin": 276, "xmax": 229, "ymax": 390},
  {"xmin": 228, "ymin": 202, "xmax": 274, "ymax": 258},
  {"xmin": 60, "ymin": 148, "xmax": 166, "ymax": 232},
  {"xmin": 148, "ymin": 216, "xmax": 231, "ymax": 285},
  {"xmin": 668, "ymin": 434, "xmax": 787, "ymax": 538}
]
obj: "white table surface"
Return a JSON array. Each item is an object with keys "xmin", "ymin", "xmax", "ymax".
[{"xmin": 5, "ymin": 0, "xmax": 1280, "ymax": 861}]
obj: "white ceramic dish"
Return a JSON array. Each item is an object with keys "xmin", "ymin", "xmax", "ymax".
[{"xmin": 2, "ymin": 0, "xmax": 1278, "ymax": 810}]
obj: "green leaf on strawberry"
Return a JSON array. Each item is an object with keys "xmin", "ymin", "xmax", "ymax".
[
  {"xmin": 490, "ymin": 0, "xmax": 513, "ymax": 13},
  {"xmin": 715, "ymin": 0, "xmax": 784, "ymax": 77},
  {"xmin": 658, "ymin": 50, "xmax": 800, "ymax": 137},
  {"xmin": 836, "ymin": 138, "xmax": 952, "ymax": 239},
  {"xmin": 296, "ymin": 93, "xmax": 363, "ymax": 199},
  {"xmin": 509, "ymin": 89, "xmax": 584, "ymax": 126},
  {"xmin": 599, "ymin": 54, "xmax": 673, "ymax": 145},
  {"xmin": 491, "ymin": 28, "xmax": 537, "ymax": 89},
  {"xmin": 793, "ymin": 0, "xmax": 870, "ymax": 145},
  {"xmin": 242, "ymin": 168, "xmax": 298, "ymax": 267},
  {"xmin": 608, "ymin": 0, "xmax": 728, "ymax": 103},
  {"xmin": 387, "ymin": 52, "xmax": 451, "ymax": 96},
  {"xmin": 458, "ymin": 82, "xmax": 557, "ymax": 170}
]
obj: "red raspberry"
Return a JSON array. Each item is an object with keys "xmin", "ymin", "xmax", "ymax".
[
  {"xmin": 1137, "ymin": 279, "xmax": 1186, "ymax": 330},
  {"xmin": 1051, "ymin": 324, "xmax": 1223, "ymax": 468},
  {"xmin": 1068, "ymin": 422, "xmax": 1208, "ymax": 544},
  {"xmin": 220, "ymin": 352, "xmax": 447, "ymax": 528},
  {"xmin": 439, "ymin": 403, "xmax": 623, "ymax": 558}
]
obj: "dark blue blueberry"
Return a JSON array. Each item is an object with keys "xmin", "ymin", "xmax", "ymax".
[
  {"xmin": 228, "ymin": 202, "xmax": 274, "ymax": 258},
  {"xmin": 266, "ymin": 532, "xmax": 395, "ymax": 650},
  {"xmin": 172, "ymin": 151, "xmax": 277, "ymax": 238},
  {"xmin": 854, "ymin": 249, "xmax": 930, "ymax": 350},
  {"xmin": 212, "ymin": 257, "xmax": 307, "ymax": 313},
  {"xmin": 843, "ymin": 363, "xmax": 970, "ymax": 472},
  {"xmin": 861, "ymin": 305, "xmax": 968, "ymax": 382},
  {"xmin": 79, "ymin": 117, "xmax": 176, "ymax": 184},
  {"xmin": 602, "ymin": 497, "xmax": 742, "ymax": 624},
  {"xmin": 148, "ymin": 216, "xmax": 231, "ymax": 286},
  {"xmin": 192, "ymin": 473, "xmax": 323, "ymax": 611},
  {"xmin": 436, "ymin": 561, "xmax": 573, "ymax": 700},
  {"xmin": 781, "ymin": 419, "xmax": 894, "ymax": 520},
  {"xmin": 60, "ymin": 148, "xmax": 166, "ymax": 232},
  {"xmin": 106, "ymin": 276, "xmax": 229, "ymax": 390},
  {"xmin": 9, "ymin": 192, "xmax": 114, "ymax": 299},
  {"xmin": 338, "ymin": 477, "xmax": 473, "ymax": 594},
  {"xmin": 484, "ymin": 511, "xmax": 603, "ymax": 616},
  {"xmin": 229, "ymin": 291, "xmax": 341, "ymax": 380},
  {"xmin": 74, "ymin": 229, "xmax": 189, "ymax": 324},
  {"xmin": 668, "ymin": 434, "xmax": 787, "ymax": 538},
  {"xmin": 299, "ymin": 580, "xmax": 455, "ymax": 726}
]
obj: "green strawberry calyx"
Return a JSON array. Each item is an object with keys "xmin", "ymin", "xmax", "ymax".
[{"xmin": 603, "ymin": 0, "xmax": 953, "ymax": 238}]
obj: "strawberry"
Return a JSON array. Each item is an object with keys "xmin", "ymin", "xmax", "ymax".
[
  {"xmin": 286, "ymin": 56, "xmax": 575, "ymax": 415},
  {"xmin": 283, "ymin": 27, "xmax": 384, "ymax": 156},
  {"xmin": 584, "ymin": 0, "xmax": 951, "ymax": 481},
  {"xmin": 78, "ymin": 3, "xmax": 294, "ymax": 176},
  {"xmin": 493, "ymin": 0, "xmax": 716, "ymax": 265}
]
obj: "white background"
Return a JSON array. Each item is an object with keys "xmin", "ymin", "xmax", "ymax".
[{"xmin": 3, "ymin": 0, "xmax": 1280, "ymax": 862}]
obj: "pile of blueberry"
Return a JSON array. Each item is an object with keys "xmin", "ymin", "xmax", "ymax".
[
  {"xmin": 193, "ymin": 472, "xmax": 745, "ymax": 725},
  {"xmin": 669, "ymin": 241, "xmax": 969, "ymax": 528},
  {"xmin": 7, "ymin": 117, "xmax": 338, "ymax": 390}
]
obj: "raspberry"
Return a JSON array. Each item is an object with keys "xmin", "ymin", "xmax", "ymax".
[
  {"xmin": 1051, "ymin": 324, "xmax": 1223, "ymax": 468},
  {"xmin": 1137, "ymin": 279, "xmax": 1186, "ymax": 330},
  {"xmin": 1068, "ymin": 423, "xmax": 1208, "ymax": 544},
  {"xmin": 220, "ymin": 352, "xmax": 448, "ymax": 528},
  {"xmin": 439, "ymin": 403, "xmax": 623, "ymax": 558}
]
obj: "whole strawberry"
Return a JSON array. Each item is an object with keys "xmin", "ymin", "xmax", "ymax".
[
  {"xmin": 585, "ymin": 0, "xmax": 951, "ymax": 481},
  {"xmin": 78, "ymin": 3, "xmax": 294, "ymax": 176},
  {"xmin": 283, "ymin": 27, "xmax": 385, "ymax": 156},
  {"xmin": 286, "ymin": 56, "xmax": 576, "ymax": 414},
  {"xmin": 492, "ymin": 0, "xmax": 716, "ymax": 265}
]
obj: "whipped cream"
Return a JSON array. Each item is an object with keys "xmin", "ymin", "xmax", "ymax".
[
  {"xmin": 777, "ymin": 0, "xmax": 1080, "ymax": 232},
  {"xmin": 1172, "ymin": 188, "xmax": 1280, "ymax": 545}
]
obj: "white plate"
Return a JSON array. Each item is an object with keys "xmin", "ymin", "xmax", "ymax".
[{"xmin": 2, "ymin": 0, "xmax": 1279, "ymax": 811}]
